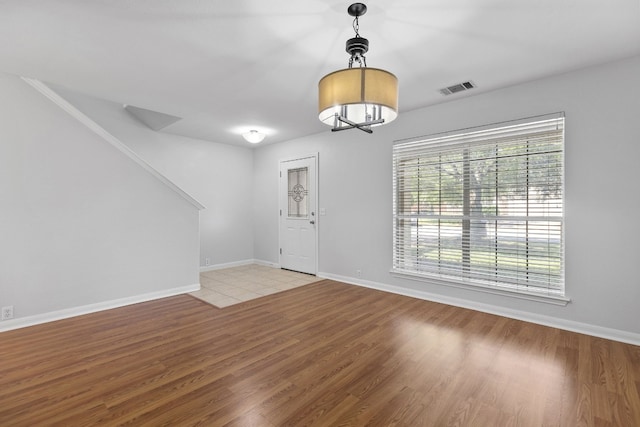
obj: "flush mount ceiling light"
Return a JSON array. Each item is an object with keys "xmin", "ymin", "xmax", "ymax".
[
  {"xmin": 318, "ymin": 3, "xmax": 398, "ymax": 134},
  {"xmin": 242, "ymin": 130, "xmax": 266, "ymax": 144}
]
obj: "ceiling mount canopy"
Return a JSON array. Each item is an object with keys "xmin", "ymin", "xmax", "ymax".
[{"xmin": 318, "ymin": 3, "xmax": 398, "ymax": 134}]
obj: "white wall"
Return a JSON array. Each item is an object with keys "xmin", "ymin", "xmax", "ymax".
[
  {"xmin": 51, "ymin": 87, "xmax": 255, "ymax": 268},
  {"xmin": 0, "ymin": 73, "xmax": 201, "ymax": 326},
  {"xmin": 4, "ymin": 55, "xmax": 636, "ymax": 340},
  {"xmin": 253, "ymin": 56, "xmax": 640, "ymax": 341}
]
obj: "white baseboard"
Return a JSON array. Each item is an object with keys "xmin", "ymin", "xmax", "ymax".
[
  {"xmin": 0, "ymin": 283, "xmax": 200, "ymax": 333},
  {"xmin": 200, "ymin": 259, "xmax": 280, "ymax": 272},
  {"xmin": 318, "ymin": 272, "xmax": 640, "ymax": 347},
  {"xmin": 253, "ymin": 259, "xmax": 281, "ymax": 269},
  {"xmin": 200, "ymin": 259, "xmax": 254, "ymax": 272}
]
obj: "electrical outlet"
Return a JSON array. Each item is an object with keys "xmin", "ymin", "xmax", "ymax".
[
  {"xmin": 356, "ymin": 269, "xmax": 362, "ymax": 278},
  {"xmin": 1, "ymin": 305, "xmax": 14, "ymax": 320},
  {"xmin": 205, "ymin": 258, "xmax": 211, "ymax": 266}
]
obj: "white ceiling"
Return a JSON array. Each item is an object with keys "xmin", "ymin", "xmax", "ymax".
[{"xmin": 1, "ymin": 0, "xmax": 639, "ymax": 146}]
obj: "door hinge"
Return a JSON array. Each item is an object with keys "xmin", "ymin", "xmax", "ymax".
[
  {"xmin": 280, "ymin": 171, "xmax": 282, "ymax": 178},
  {"xmin": 279, "ymin": 248, "xmax": 282, "ymax": 255},
  {"xmin": 279, "ymin": 209, "xmax": 282, "ymax": 216}
]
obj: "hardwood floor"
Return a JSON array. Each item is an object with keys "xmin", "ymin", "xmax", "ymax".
[{"xmin": 1, "ymin": 280, "xmax": 639, "ymax": 426}]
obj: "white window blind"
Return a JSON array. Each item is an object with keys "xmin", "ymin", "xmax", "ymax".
[{"xmin": 392, "ymin": 114, "xmax": 565, "ymax": 296}]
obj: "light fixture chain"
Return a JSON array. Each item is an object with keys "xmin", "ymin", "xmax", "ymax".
[{"xmin": 353, "ymin": 16, "xmax": 360, "ymax": 37}]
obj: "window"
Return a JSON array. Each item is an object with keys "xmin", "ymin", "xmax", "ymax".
[{"xmin": 392, "ymin": 114, "xmax": 565, "ymax": 298}]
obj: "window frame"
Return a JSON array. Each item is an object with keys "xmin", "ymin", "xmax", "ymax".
[{"xmin": 391, "ymin": 113, "xmax": 569, "ymax": 305}]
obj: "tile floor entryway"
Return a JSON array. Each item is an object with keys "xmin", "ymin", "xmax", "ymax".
[{"xmin": 190, "ymin": 264, "xmax": 322, "ymax": 308}]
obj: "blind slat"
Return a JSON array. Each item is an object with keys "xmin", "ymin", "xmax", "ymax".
[{"xmin": 392, "ymin": 115, "xmax": 565, "ymax": 296}]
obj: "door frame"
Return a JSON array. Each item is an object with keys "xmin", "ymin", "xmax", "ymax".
[{"xmin": 278, "ymin": 153, "xmax": 319, "ymax": 275}]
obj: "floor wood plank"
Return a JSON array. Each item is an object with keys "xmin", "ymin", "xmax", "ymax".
[{"xmin": 1, "ymin": 279, "xmax": 639, "ymax": 426}]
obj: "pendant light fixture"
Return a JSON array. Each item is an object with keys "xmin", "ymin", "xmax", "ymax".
[{"xmin": 318, "ymin": 3, "xmax": 398, "ymax": 133}]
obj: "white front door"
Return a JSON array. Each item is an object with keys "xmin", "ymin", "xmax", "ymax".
[{"xmin": 279, "ymin": 155, "xmax": 317, "ymax": 275}]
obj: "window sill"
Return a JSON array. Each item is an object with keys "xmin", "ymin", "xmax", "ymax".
[{"xmin": 390, "ymin": 269, "xmax": 571, "ymax": 306}]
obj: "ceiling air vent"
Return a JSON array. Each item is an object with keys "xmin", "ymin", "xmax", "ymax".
[{"xmin": 439, "ymin": 81, "xmax": 476, "ymax": 96}]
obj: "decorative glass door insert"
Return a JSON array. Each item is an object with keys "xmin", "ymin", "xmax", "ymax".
[{"xmin": 288, "ymin": 167, "xmax": 309, "ymax": 218}]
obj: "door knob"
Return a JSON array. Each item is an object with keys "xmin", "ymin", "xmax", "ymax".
[{"xmin": 310, "ymin": 220, "xmax": 315, "ymax": 225}]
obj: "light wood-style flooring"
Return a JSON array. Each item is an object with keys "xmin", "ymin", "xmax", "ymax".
[{"xmin": 1, "ymin": 280, "xmax": 639, "ymax": 426}]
